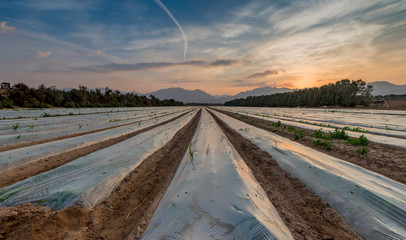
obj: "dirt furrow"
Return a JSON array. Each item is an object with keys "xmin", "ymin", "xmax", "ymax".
[
  {"xmin": 213, "ymin": 108, "xmax": 406, "ymax": 184},
  {"xmin": 0, "ymin": 109, "xmax": 201, "ymax": 240},
  {"xmin": 0, "ymin": 110, "xmax": 190, "ymax": 152},
  {"xmin": 209, "ymin": 110, "xmax": 362, "ymax": 240},
  {"xmin": 0, "ymin": 110, "xmax": 193, "ymax": 189}
]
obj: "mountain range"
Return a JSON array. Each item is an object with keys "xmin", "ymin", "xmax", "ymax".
[
  {"xmin": 367, "ymin": 81, "xmax": 406, "ymax": 96},
  {"xmin": 146, "ymin": 86, "xmax": 293, "ymax": 104},
  {"xmin": 63, "ymin": 81, "xmax": 406, "ymax": 104}
]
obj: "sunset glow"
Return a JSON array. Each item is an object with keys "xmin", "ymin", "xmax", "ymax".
[{"xmin": 1, "ymin": 0, "xmax": 405, "ymax": 95}]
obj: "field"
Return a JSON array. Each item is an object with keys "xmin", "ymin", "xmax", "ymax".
[{"xmin": 1, "ymin": 106, "xmax": 406, "ymax": 239}]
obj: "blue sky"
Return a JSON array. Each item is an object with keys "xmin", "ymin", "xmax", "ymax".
[{"xmin": 1, "ymin": 0, "xmax": 405, "ymax": 94}]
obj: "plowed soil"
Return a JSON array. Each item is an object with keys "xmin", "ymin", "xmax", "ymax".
[
  {"xmin": 214, "ymin": 108, "xmax": 406, "ymax": 184},
  {"xmin": 0, "ymin": 111, "xmax": 192, "ymax": 189},
  {"xmin": 0, "ymin": 110, "xmax": 201, "ymax": 240},
  {"xmin": 210, "ymin": 110, "xmax": 362, "ymax": 240}
]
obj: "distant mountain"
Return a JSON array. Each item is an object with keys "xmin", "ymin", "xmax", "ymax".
[
  {"xmin": 230, "ymin": 86, "xmax": 293, "ymax": 100},
  {"xmin": 146, "ymin": 86, "xmax": 293, "ymax": 104},
  {"xmin": 147, "ymin": 87, "xmax": 220, "ymax": 104},
  {"xmin": 369, "ymin": 81, "xmax": 406, "ymax": 96}
]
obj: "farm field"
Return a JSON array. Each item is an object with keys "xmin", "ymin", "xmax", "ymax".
[{"xmin": 0, "ymin": 106, "xmax": 406, "ymax": 239}]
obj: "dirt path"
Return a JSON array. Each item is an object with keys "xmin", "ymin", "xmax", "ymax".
[
  {"xmin": 0, "ymin": 111, "xmax": 193, "ymax": 189},
  {"xmin": 209, "ymin": 110, "xmax": 362, "ymax": 240},
  {"xmin": 214, "ymin": 108, "xmax": 406, "ymax": 184},
  {"xmin": 0, "ymin": 110, "xmax": 189, "ymax": 152},
  {"xmin": 0, "ymin": 110, "xmax": 201, "ymax": 240}
]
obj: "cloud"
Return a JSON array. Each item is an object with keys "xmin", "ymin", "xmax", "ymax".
[
  {"xmin": 210, "ymin": 59, "xmax": 241, "ymax": 67},
  {"xmin": 87, "ymin": 49, "xmax": 104, "ymax": 57},
  {"xmin": 77, "ymin": 59, "xmax": 242, "ymax": 72},
  {"xmin": 0, "ymin": 21, "xmax": 15, "ymax": 34},
  {"xmin": 247, "ymin": 70, "xmax": 278, "ymax": 79},
  {"xmin": 36, "ymin": 51, "xmax": 52, "ymax": 58}
]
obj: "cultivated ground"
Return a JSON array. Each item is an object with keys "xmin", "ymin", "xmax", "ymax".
[{"xmin": 0, "ymin": 106, "xmax": 405, "ymax": 239}]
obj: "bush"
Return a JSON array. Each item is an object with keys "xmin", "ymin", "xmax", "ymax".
[
  {"xmin": 348, "ymin": 135, "xmax": 370, "ymax": 146},
  {"xmin": 294, "ymin": 130, "xmax": 306, "ymax": 140},
  {"xmin": 330, "ymin": 128, "xmax": 349, "ymax": 140},
  {"xmin": 312, "ymin": 139, "xmax": 333, "ymax": 150},
  {"xmin": 357, "ymin": 147, "xmax": 369, "ymax": 155}
]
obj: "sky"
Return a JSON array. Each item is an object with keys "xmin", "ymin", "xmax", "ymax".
[{"xmin": 0, "ymin": 0, "xmax": 405, "ymax": 95}]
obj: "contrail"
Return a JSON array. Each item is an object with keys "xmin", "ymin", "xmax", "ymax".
[{"xmin": 154, "ymin": 0, "xmax": 188, "ymax": 62}]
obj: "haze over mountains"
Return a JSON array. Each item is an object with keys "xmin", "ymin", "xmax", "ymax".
[
  {"xmin": 62, "ymin": 81, "xmax": 406, "ymax": 104},
  {"xmin": 146, "ymin": 86, "xmax": 293, "ymax": 104},
  {"xmin": 368, "ymin": 81, "xmax": 406, "ymax": 96}
]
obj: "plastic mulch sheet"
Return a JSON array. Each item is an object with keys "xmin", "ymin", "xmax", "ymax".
[{"xmin": 142, "ymin": 108, "xmax": 293, "ymax": 239}]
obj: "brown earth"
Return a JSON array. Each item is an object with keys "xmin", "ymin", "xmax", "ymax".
[
  {"xmin": 0, "ymin": 109, "xmax": 201, "ymax": 240},
  {"xmin": 0, "ymin": 110, "xmax": 192, "ymax": 189},
  {"xmin": 0, "ymin": 110, "xmax": 186, "ymax": 152},
  {"xmin": 214, "ymin": 108, "xmax": 406, "ymax": 184},
  {"xmin": 209, "ymin": 110, "xmax": 362, "ymax": 240}
]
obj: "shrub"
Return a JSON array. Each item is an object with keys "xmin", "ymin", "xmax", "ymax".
[
  {"xmin": 294, "ymin": 130, "xmax": 306, "ymax": 140},
  {"xmin": 357, "ymin": 147, "xmax": 369, "ymax": 155},
  {"xmin": 330, "ymin": 128, "xmax": 349, "ymax": 140},
  {"xmin": 312, "ymin": 139, "xmax": 333, "ymax": 150}
]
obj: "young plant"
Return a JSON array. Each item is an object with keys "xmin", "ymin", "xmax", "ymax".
[
  {"xmin": 357, "ymin": 147, "xmax": 370, "ymax": 155},
  {"xmin": 12, "ymin": 123, "xmax": 20, "ymax": 130},
  {"xmin": 348, "ymin": 135, "xmax": 370, "ymax": 146},
  {"xmin": 188, "ymin": 142, "xmax": 197, "ymax": 170},
  {"xmin": 287, "ymin": 126, "xmax": 296, "ymax": 132},
  {"xmin": 294, "ymin": 130, "xmax": 306, "ymax": 140},
  {"xmin": 312, "ymin": 139, "xmax": 333, "ymax": 150},
  {"xmin": 272, "ymin": 121, "xmax": 282, "ymax": 128},
  {"xmin": 330, "ymin": 128, "xmax": 349, "ymax": 140},
  {"xmin": 312, "ymin": 129, "xmax": 328, "ymax": 139}
]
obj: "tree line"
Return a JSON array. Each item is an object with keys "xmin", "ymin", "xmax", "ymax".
[
  {"xmin": 224, "ymin": 79, "xmax": 374, "ymax": 107},
  {"xmin": 0, "ymin": 82, "xmax": 183, "ymax": 108}
]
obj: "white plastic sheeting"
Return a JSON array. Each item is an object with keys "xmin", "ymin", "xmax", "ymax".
[
  {"xmin": 0, "ymin": 107, "xmax": 155, "ymax": 119},
  {"xmin": 0, "ymin": 109, "xmax": 192, "ymax": 174},
  {"xmin": 210, "ymin": 109, "xmax": 406, "ymax": 239},
  {"xmin": 0, "ymin": 110, "xmax": 197, "ymax": 210},
  {"xmin": 142, "ymin": 109, "xmax": 293, "ymax": 240},
  {"xmin": 215, "ymin": 107, "xmax": 406, "ymax": 149},
  {"xmin": 217, "ymin": 106, "xmax": 406, "ymax": 132},
  {"xmin": 0, "ymin": 107, "xmax": 192, "ymax": 148}
]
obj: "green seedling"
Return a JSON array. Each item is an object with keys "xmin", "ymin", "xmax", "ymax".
[
  {"xmin": 357, "ymin": 147, "xmax": 370, "ymax": 155},
  {"xmin": 188, "ymin": 142, "xmax": 197, "ymax": 169},
  {"xmin": 386, "ymin": 125, "xmax": 392, "ymax": 130},
  {"xmin": 348, "ymin": 135, "xmax": 370, "ymax": 146},
  {"xmin": 272, "ymin": 121, "xmax": 281, "ymax": 128},
  {"xmin": 42, "ymin": 112, "xmax": 52, "ymax": 117},
  {"xmin": 312, "ymin": 129, "xmax": 328, "ymax": 139},
  {"xmin": 287, "ymin": 126, "xmax": 295, "ymax": 132},
  {"xmin": 78, "ymin": 124, "xmax": 83, "ymax": 129},
  {"xmin": 12, "ymin": 123, "xmax": 20, "ymax": 130},
  {"xmin": 16, "ymin": 135, "xmax": 21, "ymax": 139},
  {"xmin": 29, "ymin": 125, "xmax": 34, "ymax": 129},
  {"xmin": 330, "ymin": 128, "xmax": 349, "ymax": 140},
  {"xmin": 294, "ymin": 130, "xmax": 306, "ymax": 140},
  {"xmin": 312, "ymin": 139, "xmax": 333, "ymax": 150}
]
